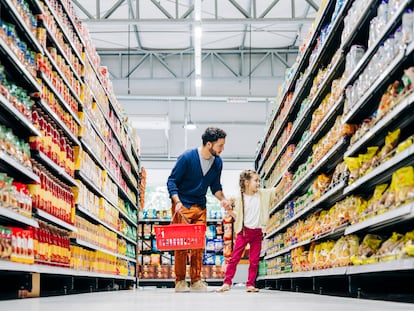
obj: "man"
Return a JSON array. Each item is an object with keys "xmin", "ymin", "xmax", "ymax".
[{"xmin": 167, "ymin": 127, "xmax": 230, "ymax": 292}]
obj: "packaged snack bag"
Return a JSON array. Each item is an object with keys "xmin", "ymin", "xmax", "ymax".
[
  {"xmin": 391, "ymin": 166, "xmax": 414, "ymax": 205},
  {"xmin": 344, "ymin": 156, "xmax": 361, "ymax": 184},
  {"xmin": 351, "ymin": 234, "xmax": 383, "ymax": 265},
  {"xmin": 359, "ymin": 146, "xmax": 379, "ymax": 177},
  {"xmin": 363, "ymin": 184, "xmax": 388, "ymax": 220},
  {"xmin": 402, "ymin": 230, "xmax": 414, "ymax": 256},
  {"xmin": 375, "ymin": 129, "xmax": 401, "ymax": 165},
  {"xmin": 376, "ymin": 232, "xmax": 404, "ymax": 261}
]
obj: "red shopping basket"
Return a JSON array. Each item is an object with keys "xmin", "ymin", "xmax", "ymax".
[{"xmin": 154, "ymin": 213, "xmax": 206, "ymax": 251}]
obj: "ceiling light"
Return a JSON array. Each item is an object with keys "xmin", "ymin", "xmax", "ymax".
[
  {"xmin": 130, "ymin": 115, "xmax": 170, "ymax": 130},
  {"xmin": 194, "ymin": 25, "xmax": 202, "ymax": 38},
  {"xmin": 183, "ymin": 120, "xmax": 197, "ymax": 130},
  {"xmin": 195, "ymin": 77, "xmax": 202, "ymax": 88}
]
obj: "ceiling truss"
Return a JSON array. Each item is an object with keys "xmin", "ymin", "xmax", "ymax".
[{"xmin": 98, "ymin": 48, "xmax": 298, "ymax": 81}]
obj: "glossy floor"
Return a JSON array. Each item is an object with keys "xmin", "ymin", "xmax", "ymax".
[{"xmin": 0, "ymin": 287, "xmax": 413, "ymax": 311}]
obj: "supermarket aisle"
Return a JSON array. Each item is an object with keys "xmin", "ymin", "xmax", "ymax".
[{"xmin": 0, "ymin": 288, "xmax": 413, "ymax": 311}]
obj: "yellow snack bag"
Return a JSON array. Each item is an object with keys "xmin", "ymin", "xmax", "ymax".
[
  {"xmin": 360, "ymin": 146, "xmax": 379, "ymax": 176},
  {"xmin": 344, "ymin": 156, "xmax": 361, "ymax": 184},
  {"xmin": 396, "ymin": 135, "xmax": 414, "ymax": 153},
  {"xmin": 391, "ymin": 166, "xmax": 414, "ymax": 204},
  {"xmin": 377, "ymin": 129, "xmax": 400, "ymax": 161}
]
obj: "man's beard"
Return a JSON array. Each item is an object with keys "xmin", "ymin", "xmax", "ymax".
[{"xmin": 208, "ymin": 145, "xmax": 219, "ymax": 157}]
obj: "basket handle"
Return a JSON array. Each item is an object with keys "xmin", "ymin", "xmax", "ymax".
[{"xmin": 172, "ymin": 208, "xmax": 190, "ymax": 224}]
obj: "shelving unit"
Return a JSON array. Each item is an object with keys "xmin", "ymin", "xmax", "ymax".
[
  {"xmin": 255, "ymin": 0, "xmax": 414, "ymax": 299},
  {"xmin": 0, "ymin": 0, "xmax": 142, "ymax": 299}
]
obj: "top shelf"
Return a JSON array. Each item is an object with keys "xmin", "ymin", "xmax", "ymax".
[{"xmin": 255, "ymin": 0, "xmax": 344, "ymax": 165}]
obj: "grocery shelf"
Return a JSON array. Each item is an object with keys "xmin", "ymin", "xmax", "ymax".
[
  {"xmin": 342, "ymin": 0, "xmax": 411, "ymax": 89},
  {"xmin": 0, "ymin": 37, "xmax": 41, "ymax": 93},
  {"xmin": 59, "ymin": 0, "xmax": 86, "ymax": 47},
  {"xmin": 344, "ymin": 91, "xmax": 414, "ymax": 158},
  {"xmin": 0, "ymin": 260, "xmax": 135, "ymax": 280},
  {"xmin": 0, "ymin": 94, "xmax": 41, "ymax": 137},
  {"xmin": 0, "ymin": 151, "xmax": 40, "ymax": 183},
  {"xmin": 344, "ymin": 203, "xmax": 414, "ymax": 235},
  {"xmin": 266, "ymin": 261, "xmax": 411, "ymax": 285},
  {"xmin": 340, "ymin": 0, "xmax": 377, "ymax": 52},
  {"xmin": 265, "ymin": 223, "xmax": 347, "ymax": 261},
  {"xmin": 347, "ymin": 258, "xmax": 414, "ymax": 275},
  {"xmin": 77, "ymin": 205, "xmax": 137, "ymax": 245},
  {"xmin": 312, "ymin": 95, "xmax": 344, "ymax": 142},
  {"xmin": 76, "ymin": 171, "xmax": 137, "ymax": 227},
  {"xmin": 34, "ymin": 208, "xmax": 77, "ymax": 232},
  {"xmin": 273, "ymin": 137, "xmax": 348, "ymax": 214},
  {"xmin": 79, "ymin": 138, "xmax": 107, "ymax": 174},
  {"xmin": 256, "ymin": 0, "xmax": 340, "ymax": 171},
  {"xmin": 35, "ymin": 98, "xmax": 80, "ymax": 146},
  {"xmin": 43, "ymin": 47, "xmax": 83, "ymax": 105},
  {"xmin": 41, "ymin": 0, "xmax": 84, "ymax": 66},
  {"xmin": 0, "ymin": 205, "xmax": 39, "ymax": 228},
  {"xmin": 77, "ymin": 170, "xmax": 114, "ymax": 204},
  {"xmin": 80, "ymin": 119, "xmax": 137, "ymax": 210},
  {"xmin": 73, "ymin": 238, "xmax": 136, "ymax": 263},
  {"xmin": 40, "ymin": 21, "xmax": 83, "ymax": 84},
  {"xmin": 268, "ymin": 180, "xmax": 347, "ymax": 237},
  {"xmin": 261, "ymin": 266, "xmax": 348, "ymax": 280},
  {"xmin": 268, "ymin": 97, "xmax": 345, "ymax": 189},
  {"xmin": 120, "ymin": 165, "xmax": 138, "ymax": 190},
  {"xmin": 342, "ymin": 50, "xmax": 406, "ymax": 124},
  {"xmin": 4, "ymin": 0, "xmax": 44, "ymax": 53},
  {"xmin": 344, "ymin": 144, "xmax": 414, "ymax": 195},
  {"xmin": 38, "ymin": 71, "xmax": 81, "ymax": 125},
  {"xmin": 265, "ymin": 238, "xmax": 311, "ymax": 260},
  {"xmin": 281, "ymin": 0, "xmax": 338, "ymax": 100},
  {"xmin": 31, "ymin": 150, "xmax": 77, "ymax": 187}
]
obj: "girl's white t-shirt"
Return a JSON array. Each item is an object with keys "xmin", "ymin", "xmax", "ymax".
[{"xmin": 243, "ymin": 193, "xmax": 261, "ymax": 229}]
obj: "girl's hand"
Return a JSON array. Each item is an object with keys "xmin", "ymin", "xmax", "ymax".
[{"xmin": 220, "ymin": 199, "xmax": 232, "ymax": 211}]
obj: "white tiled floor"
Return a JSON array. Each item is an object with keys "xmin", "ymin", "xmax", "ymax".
[{"xmin": 0, "ymin": 287, "xmax": 413, "ymax": 311}]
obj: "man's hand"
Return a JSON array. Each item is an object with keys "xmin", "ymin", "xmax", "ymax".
[
  {"xmin": 220, "ymin": 199, "xmax": 231, "ymax": 211},
  {"xmin": 175, "ymin": 201, "xmax": 183, "ymax": 212}
]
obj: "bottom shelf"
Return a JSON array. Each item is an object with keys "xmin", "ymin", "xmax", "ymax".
[
  {"xmin": 0, "ymin": 260, "xmax": 136, "ymax": 280},
  {"xmin": 0, "ymin": 260, "xmax": 136, "ymax": 299},
  {"xmin": 258, "ymin": 260, "xmax": 414, "ymax": 302}
]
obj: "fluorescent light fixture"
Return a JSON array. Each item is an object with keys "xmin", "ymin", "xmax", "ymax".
[
  {"xmin": 195, "ymin": 77, "xmax": 202, "ymax": 88},
  {"xmin": 194, "ymin": 25, "xmax": 202, "ymax": 38},
  {"xmin": 130, "ymin": 115, "xmax": 170, "ymax": 130},
  {"xmin": 183, "ymin": 120, "xmax": 197, "ymax": 130},
  {"xmin": 227, "ymin": 97, "xmax": 248, "ymax": 104}
]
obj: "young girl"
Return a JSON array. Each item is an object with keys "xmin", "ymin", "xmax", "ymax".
[{"xmin": 217, "ymin": 169, "xmax": 275, "ymax": 293}]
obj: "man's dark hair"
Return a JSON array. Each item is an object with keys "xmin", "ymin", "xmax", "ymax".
[{"xmin": 202, "ymin": 127, "xmax": 227, "ymax": 145}]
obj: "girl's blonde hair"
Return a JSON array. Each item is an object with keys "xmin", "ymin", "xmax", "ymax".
[{"xmin": 239, "ymin": 169, "xmax": 259, "ymax": 193}]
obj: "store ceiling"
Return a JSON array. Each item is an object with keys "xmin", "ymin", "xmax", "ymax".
[{"xmin": 73, "ymin": 0, "xmax": 320, "ymax": 169}]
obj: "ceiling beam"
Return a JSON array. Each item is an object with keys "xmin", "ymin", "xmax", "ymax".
[
  {"xmin": 259, "ymin": 0, "xmax": 281, "ymax": 18},
  {"xmin": 228, "ymin": 0, "xmax": 251, "ymax": 18},
  {"xmin": 150, "ymin": 0, "xmax": 174, "ymax": 19},
  {"xmin": 102, "ymin": 0, "xmax": 125, "ymax": 19},
  {"xmin": 181, "ymin": 4, "xmax": 194, "ymax": 19},
  {"xmin": 82, "ymin": 17, "xmax": 314, "ymax": 25},
  {"xmin": 96, "ymin": 48, "xmax": 299, "ymax": 55},
  {"xmin": 72, "ymin": 0, "xmax": 94, "ymax": 19},
  {"xmin": 304, "ymin": 0, "xmax": 319, "ymax": 11}
]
